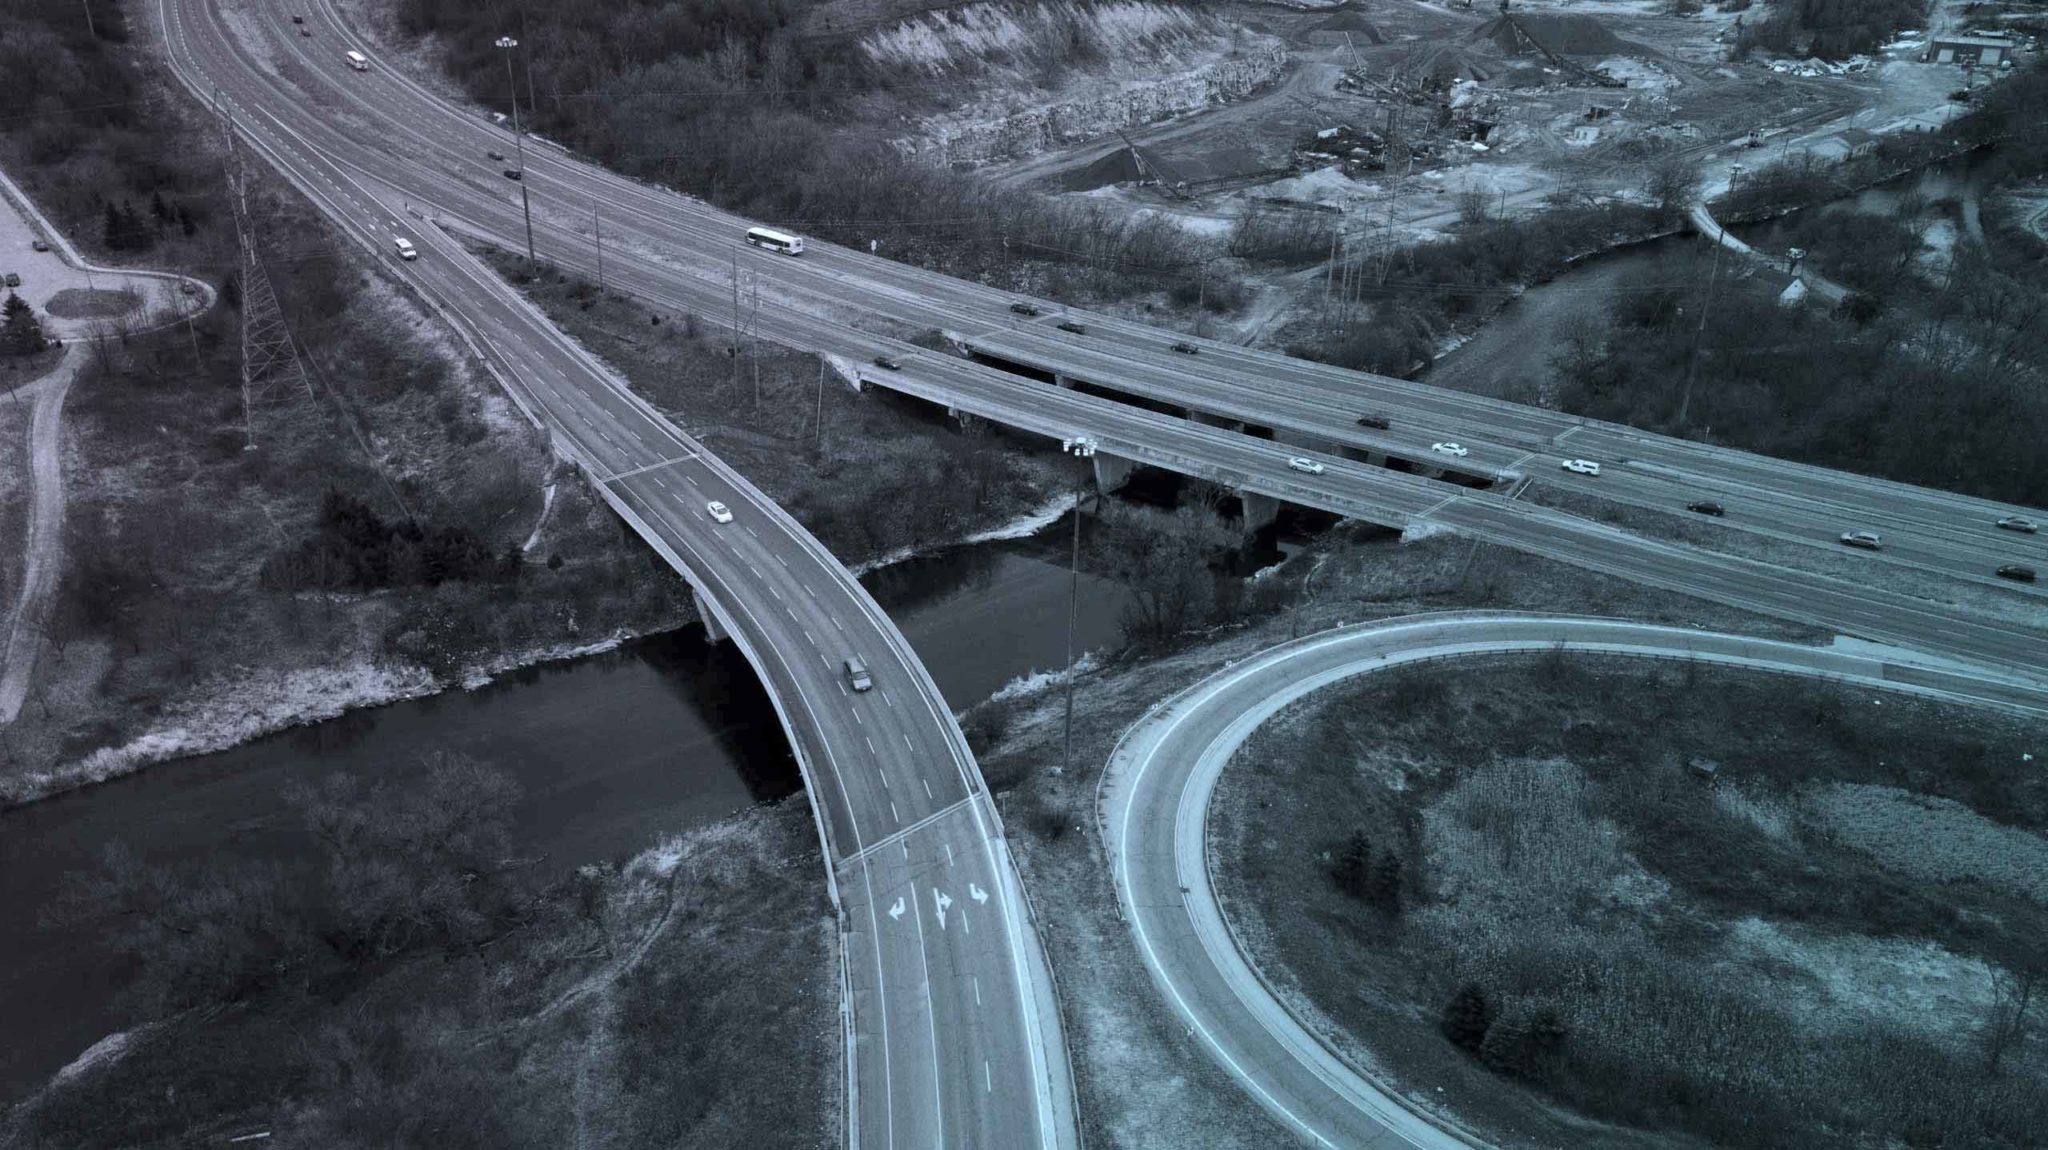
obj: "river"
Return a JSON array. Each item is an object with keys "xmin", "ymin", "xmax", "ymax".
[{"xmin": 0, "ymin": 519, "xmax": 1132, "ymax": 1100}]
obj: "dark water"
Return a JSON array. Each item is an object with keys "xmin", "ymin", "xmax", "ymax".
[{"xmin": 0, "ymin": 523, "xmax": 1132, "ymax": 1100}]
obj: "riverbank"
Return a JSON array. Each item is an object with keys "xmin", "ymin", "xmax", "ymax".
[{"xmin": 3, "ymin": 797, "xmax": 838, "ymax": 1149}]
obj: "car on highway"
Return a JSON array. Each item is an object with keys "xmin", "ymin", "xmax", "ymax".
[
  {"xmin": 487, "ymin": 150, "xmax": 505, "ymax": 162},
  {"xmin": 31, "ymin": 240, "xmax": 50, "ymax": 252},
  {"xmin": 1431, "ymin": 442, "xmax": 1469, "ymax": 457},
  {"xmin": 1686, "ymin": 501, "xmax": 1726, "ymax": 516},
  {"xmin": 1838, "ymin": 530, "xmax": 1883, "ymax": 550},
  {"xmin": 1996, "ymin": 516, "xmax": 2039, "ymax": 534},
  {"xmin": 1287, "ymin": 457, "xmax": 1326, "ymax": 475},
  {"xmin": 291, "ymin": 13, "xmax": 303, "ymax": 21},
  {"xmin": 1560, "ymin": 458, "xmax": 1602, "ymax": 476},
  {"xmin": 1997, "ymin": 564, "xmax": 2037, "ymax": 582},
  {"xmin": 1170, "ymin": 341, "xmax": 1199, "ymax": 355},
  {"xmin": 705, "ymin": 501, "xmax": 733, "ymax": 524},
  {"xmin": 3, "ymin": 273, "xmax": 18, "ymax": 288},
  {"xmin": 502, "ymin": 168, "xmax": 523, "ymax": 181},
  {"xmin": 1009, "ymin": 302, "xmax": 1041, "ymax": 317},
  {"xmin": 393, "ymin": 236, "xmax": 417, "ymax": 261},
  {"xmin": 1057, "ymin": 320, "xmax": 1087, "ymax": 334},
  {"xmin": 300, "ymin": 27, "xmax": 312, "ymax": 36},
  {"xmin": 871, "ymin": 355, "xmax": 901, "ymax": 370},
  {"xmin": 843, "ymin": 656, "xmax": 873, "ymax": 692},
  {"xmin": 1356, "ymin": 415, "xmax": 1390, "ymax": 430}
]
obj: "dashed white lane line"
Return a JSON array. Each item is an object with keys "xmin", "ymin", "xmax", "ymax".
[
  {"xmin": 878, "ymin": 770, "xmax": 889, "ymax": 791},
  {"xmin": 922, "ymin": 778, "xmax": 934, "ymax": 800},
  {"xmin": 890, "ymin": 800, "xmax": 900, "ymax": 823},
  {"xmin": 902, "ymin": 733, "xmax": 915, "ymax": 752},
  {"xmin": 881, "ymin": 688, "xmax": 895, "ymax": 707},
  {"xmin": 974, "ymin": 977, "xmax": 981, "ymax": 1007},
  {"xmin": 864, "ymin": 736, "xmax": 877, "ymax": 755},
  {"xmin": 985, "ymin": 1061, "xmax": 993, "ymax": 1093},
  {"xmin": 852, "ymin": 710, "xmax": 864, "ymax": 726},
  {"xmin": 804, "ymin": 629, "xmax": 817, "ymax": 646},
  {"xmin": 943, "ymin": 843, "xmax": 954, "ymax": 867}
]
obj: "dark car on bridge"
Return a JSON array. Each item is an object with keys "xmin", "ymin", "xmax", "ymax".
[
  {"xmin": 1356, "ymin": 415, "xmax": 1390, "ymax": 430},
  {"xmin": 1687, "ymin": 501, "xmax": 1725, "ymax": 516},
  {"xmin": 1057, "ymin": 320, "xmax": 1087, "ymax": 334},
  {"xmin": 1009, "ymin": 302, "xmax": 1041, "ymax": 317},
  {"xmin": 872, "ymin": 355, "xmax": 902, "ymax": 371},
  {"xmin": 487, "ymin": 150, "xmax": 505, "ymax": 162},
  {"xmin": 1997, "ymin": 565, "xmax": 2037, "ymax": 582},
  {"xmin": 1170, "ymin": 341, "xmax": 1199, "ymax": 355},
  {"xmin": 502, "ymin": 168, "xmax": 523, "ymax": 181}
]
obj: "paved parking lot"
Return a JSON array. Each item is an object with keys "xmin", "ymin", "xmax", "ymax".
[{"xmin": 0, "ymin": 167, "xmax": 212, "ymax": 339}]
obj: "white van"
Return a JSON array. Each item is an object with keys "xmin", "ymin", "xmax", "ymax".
[
  {"xmin": 393, "ymin": 237, "xmax": 417, "ymax": 261},
  {"xmin": 345, "ymin": 50, "xmax": 369, "ymax": 72}
]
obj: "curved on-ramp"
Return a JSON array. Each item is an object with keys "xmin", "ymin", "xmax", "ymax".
[{"xmin": 1097, "ymin": 612, "xmax": 2048, "ymax": 1148}]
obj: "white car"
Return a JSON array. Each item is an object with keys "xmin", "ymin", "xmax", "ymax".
[
  {"xmin": 1287, "ymin": 457, "xmax": 1325, "ymax": 475},
  {"xmin": 393, "ymin": 236, "xmax": 417, "ymax": 261},
  {"xmin": 1838, "ymin": 530, "xmax": 1882, "ymax": 551},
  {"xmin": 706, "ymin": 501, "xmax": 734, "ymax": 524},
  {"xmin": 1431, "ymin": 442, "xmax": 1470, "ymax": 458},
  {"xmin": 1995, "ymin": 516, "xmax": 2038, "ymax": 534},
  {"xmin": 1560, "ymin": 458, "xmax": 1601, "ymax": 476}
]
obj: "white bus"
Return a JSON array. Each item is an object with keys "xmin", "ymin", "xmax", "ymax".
[
  {"xmin": 744, "ymin": 226, "xmax": 804, "ymax": 256},
  {"xmin": 345, "ymin": 50, "xmax": 370, "ymax": 72}
]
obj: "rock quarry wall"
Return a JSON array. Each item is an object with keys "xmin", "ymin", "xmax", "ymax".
[{"xmin": 895, "ymin": 42, "xmax": 1290, "ymax": 168}]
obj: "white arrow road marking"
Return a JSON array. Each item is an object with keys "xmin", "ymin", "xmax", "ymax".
[
  {"xmin": 888, "ymin": 896, "xmax": 906, "ymax": 921},
  {"xmin": 933, "ymin": 888, "xmax": 953, "ymax": 931},
  {"xmin": 969, "ymin": 882, "xmax": 988, "ymax": 906}
]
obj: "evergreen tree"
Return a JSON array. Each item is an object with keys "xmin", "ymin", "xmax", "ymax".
[
  {"xmin": 178, "ymin": 204, "xmax": 197, "ymax": 237},
  {"xmin": 1439, "ymin": 983, "xmax": 1493, "ymax": 1053},
  {"xmin": 1330, "ymin": 831, "xmax": 1373, "ymax": 900},
  {"xmin": 1480, "ymin": 1009, "xmax": 1534, "ymax": 1078},
  {"xmin": 103, "ymin": 200, "xmax": 125, "ymax": 250},
  {"xmin": 150, "ymin": 190, "xmax": 170, "ymax": 227},
  {"xmin": 1366, "ymin": 850, "xmax": 1403, "ymax": 915},
  {"xmin": 3, "ymin": 293, "xmax": 47, "ymax": 356}
]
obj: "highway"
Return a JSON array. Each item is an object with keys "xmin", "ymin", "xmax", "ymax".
[
  {"xmin": 232, "ymin": 1, "xmax": 2047, "ymax": 600},
  {"xmin": 179, "ymin": 0, "xmax": 2048, "ymax": 687},
  {"xmin": 156, "ymin": 5, "xmax": 2048, "ymax": 1145},
  {"xmin": 1098, "ymin": 612, "xmax": 2048, "ymax": 1149},
  {"xmin": 154, "ymin": 3, "xmax": 1078, "ymax": 1148}
]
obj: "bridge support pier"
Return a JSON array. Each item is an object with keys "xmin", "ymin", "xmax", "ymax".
[
  {"xmin": 694, "ymin": 587, "xmax": 729, "ymax": 645},
  {"xmin": 1190, "ymin": 410, "xmax": 1243, "ymax": 432},
  {"xmin": 1092, "ymin": 452, "xmax": 1136, "ymax": 493},
  {"xmin": 1239, "ymin": 491, "xmax": 1280, "ymax": 532},
  {"xmin": 1054, "ymin": 373, "xmax": 1076, "ymax": 390}
]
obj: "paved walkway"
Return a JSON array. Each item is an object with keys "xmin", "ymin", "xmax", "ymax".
[
  {"xmin": 0, "ymin": 165, "xmax": 213, "ymax": 339},
  {"xmin": 0, "ymin": 164, "xmax": 214, "ymax": 724},
  {"xmin": 1098, "ymin": 611, "xmax": 2048, "ymax": 1149}
]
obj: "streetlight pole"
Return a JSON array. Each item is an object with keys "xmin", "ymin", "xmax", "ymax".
[
  {"xmin": 497, "ymin": 37, "xmax": 536, "ymax": 271},
  {"xmin": 1058, "ymin": 436, "xmax": 1097, "ymax": 777}
]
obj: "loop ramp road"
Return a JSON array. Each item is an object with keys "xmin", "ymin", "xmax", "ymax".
[{"xmin": 1099, "ymin": 612, "xmax": 2048, "ymax": 1149}]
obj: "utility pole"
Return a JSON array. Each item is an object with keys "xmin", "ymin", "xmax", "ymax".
[
  {"xmin": 593, "ymin": 201, "xmax": 603, "ymax": 293},
  {"xmin": 730, "ymin": 246, "xmax": 742, "ymax": 401},
  {"xmin": 814, "ymin": 358, "xmax": 826, "ymax": 447},
  {"xmin": 1058, "ymin": 435, "xmax": 1097, "ymax": 777},
  {"xmin": 1679, "ymin": 165, "xmax": 1739, "ymax": 428},
  {"xmin": 497, "ymin": 37, "xmax": 536, "ymax": 270},
  {"xmin": 215, "ymin": 90, "xmax": 310, "ymax": 451},
  {"xmin": 81, "ymin": 0, "xmax": 96, "ymax": 39},
  {"xmin": 1678, "ymin": 223, "xmax": 1725, "ymax": 429}
]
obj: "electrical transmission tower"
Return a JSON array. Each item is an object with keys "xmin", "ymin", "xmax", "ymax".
[{"xmin": 216, "ymin": 94, "xmax": 310, "ymax": 449}]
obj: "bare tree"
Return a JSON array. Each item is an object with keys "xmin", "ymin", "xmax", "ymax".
[{"xmin": 1984, "ymin": 960, "xmax": 2039, "ymax": 1076}]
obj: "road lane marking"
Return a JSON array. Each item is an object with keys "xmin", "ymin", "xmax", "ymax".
[
  {"xmin": 837, "ymin": 796, "xmax": 978, "ymax": 868},
  {"xmin": 804, "ymin": 629, "xmax": 817, "ymax": 646},
  {"xmin": 890, "ymin": 800, "xmax": 900, "ymax": 822},
  {"xmin": 974, "ymin": 977, "xmax": 981, "ymax": 1007},
  {"xmin": 865, "ymin": 736, "xmax": 876, "ymax": 755},
  {"xmin": 852, "ymin": 710, "xmax": 863, "ymax": 726},
  {"xmin": 944, "ymin": 843, "xmax": 954, "ymax": 867},
  {"xmin": 903, "ymin": 733, "xmax": 915, "ymax": 752},
  {"xmin": 906, "ymin": 880, "xmax": 948, "ymax": 1148},
  {"xmin": 986, "ymin": 1061, "xmax": 992, "ymax": 1093},
  {"xmin": 922, "ymin": 778, "xmax": 934, "ymax": 800}
]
